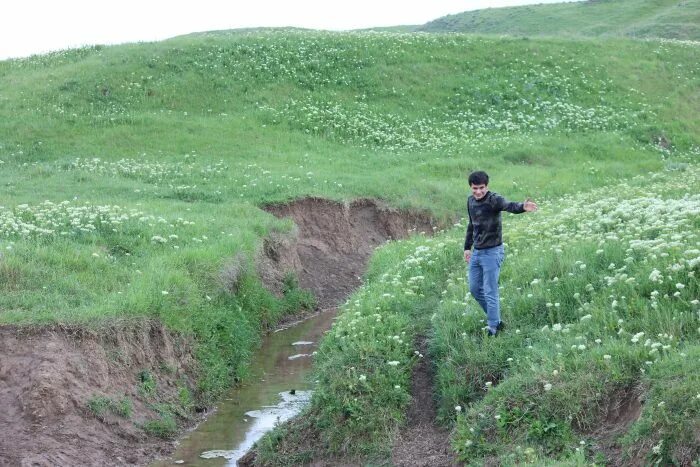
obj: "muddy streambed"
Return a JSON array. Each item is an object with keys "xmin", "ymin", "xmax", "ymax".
[{"xmin": 153, "ymin": 310, "xmax": 336, "ymax": 466}]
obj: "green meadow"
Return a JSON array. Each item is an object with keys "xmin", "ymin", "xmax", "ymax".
[
  {"xmin": 418, "ymin": 0, "xmax": 700, "ymax": 41},
  {"xmin": 1, "ymin": 10, "xmax": 698, "ymax": 463}
]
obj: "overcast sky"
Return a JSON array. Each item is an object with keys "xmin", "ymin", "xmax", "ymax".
[{"xmin": 0, "ymin": 0, "xmax": 581, "ymax": 60}]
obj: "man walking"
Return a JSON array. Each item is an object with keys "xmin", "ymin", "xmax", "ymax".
[{"xmin": 464, "ymin": 171, "xmax": 537, "ymax": 336}]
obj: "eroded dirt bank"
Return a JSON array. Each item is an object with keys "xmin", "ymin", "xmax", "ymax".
[
  {"xmin": 259, "ymin": 197, "xmax": 437, "ymax": 309},
  {"xmin": 0, "ymin": 197, "xmax": 440, "ymax": 467},
  {"xmin": 0, "ymin": 321, "xmax": 196, "ymax": 466}
]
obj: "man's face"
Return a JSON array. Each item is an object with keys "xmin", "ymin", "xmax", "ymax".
[{"xmin": 470, "ymin": 183, "xmax": 488, "ymax": 200}]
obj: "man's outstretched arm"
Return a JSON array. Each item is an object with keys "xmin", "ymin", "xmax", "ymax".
[{"xmin": 492, "ymin": 194, "xmax": 538, "ymax": 213}]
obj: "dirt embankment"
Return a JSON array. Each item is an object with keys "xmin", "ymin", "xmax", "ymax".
[
  {"xmin": 259, "ymin": 197, "xmax": 437, "ymax": 309},
  {"xmin": 0, "ymin": 321, "xmax": 196, "ymax": 466},
  {"xmin": 0, "ymin": 197, "xmax": 441, "ymax": 467}
]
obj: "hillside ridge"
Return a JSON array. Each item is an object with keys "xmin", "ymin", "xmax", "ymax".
[{"xmin": 418, "ymin": 0, "xmax": 700, "ymax": 41}]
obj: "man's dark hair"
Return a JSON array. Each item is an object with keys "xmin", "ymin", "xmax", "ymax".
[{"xmin": 468, "ymin": 171, "xmax": 489, "ymax": 186}]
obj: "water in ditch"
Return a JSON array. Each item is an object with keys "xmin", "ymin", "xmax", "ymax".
[{"xmin": 153, "ymin": 309, "xmax": 337, "ymax": 466}]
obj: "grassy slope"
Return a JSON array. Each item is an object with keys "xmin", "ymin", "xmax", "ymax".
[
  {"xmin": 0, "ymin": 29, "xmax": 698, "ymax": 437},
  {"xmin": 419, "ymin": 0, "xmax": 700, "ymax": 41},
  {"xmin": 257, "ymin": 166, "xmax": 699, "ymax": 465},
  {"xmin": 436, "ymin": 168, "xmax": 700, "ymax": 465}
]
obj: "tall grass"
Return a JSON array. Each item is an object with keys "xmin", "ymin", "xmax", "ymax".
[
  {"xmin": 256, "ymin": 233, "xmax": 459, "ymax": 463},
  {"xmin": 1, "ymin": 29, "xmax": 698, "ymax": 430},
  {"xmin": 258, "ymin": 165, "xmax": 698, "ymax": 464},
  {"xmin": 433, "ymin": 167, "xmax": 700, "ymax": 465}
]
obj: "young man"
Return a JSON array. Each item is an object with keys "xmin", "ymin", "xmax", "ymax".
[{"xmin": 464, "ymin": 171, "xmax": 537, "ymax": 336}]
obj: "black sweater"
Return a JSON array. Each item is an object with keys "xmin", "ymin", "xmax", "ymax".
[{"xmin": 464, "ymin": 191, "xmax": 525, "ymax": 251}]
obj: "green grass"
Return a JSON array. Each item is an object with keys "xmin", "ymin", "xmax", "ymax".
[
  {"xmin": 419, "ymin": 0, "xmax": 700, "ymax": 41},
  {"xmin": 0, "ymin": 27, "xmax": 698, "ymax": 446},
  {"xmin": 87, "ymin": 395, "xmax": 133, "ymax": 420},
  {"xmin": 142, "ymin": 415, "xmax": 178, "ymax": 439},
  {"xmin": 259, "ymin": 166, "xmax": 699, "ymax": 464},
  {"xmin": 437, "ymin": 168, "xmax": 700, "ymax": 465}
]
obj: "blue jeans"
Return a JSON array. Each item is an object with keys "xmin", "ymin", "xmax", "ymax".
[{"xmin": 468, "ymin": 245, "xmax": 505, "ymax": 328}]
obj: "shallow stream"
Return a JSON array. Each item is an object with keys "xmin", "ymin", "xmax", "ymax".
[{"xmin": 153, "ymin": 310, "xmax": 337, "ymax": 466}]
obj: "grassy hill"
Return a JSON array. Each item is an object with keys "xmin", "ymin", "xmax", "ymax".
[
  {"xmin": 2, "ymin": 32, "xmax": 696, "ymax": 322},
  {"xmin": 419, "ymin": 0, "xmax": 700, "ymax": 41},
  {"xmin": 0, "ymin": 26, "xmax": 698, "ymax": 463}
]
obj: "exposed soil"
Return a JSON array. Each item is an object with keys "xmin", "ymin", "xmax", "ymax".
[
  {"xmin": 0, "ymin": 197, "xmax": 441, "ymax": 467},
  {"xmin": 586, "ymin": 386, "xmax": 645, "ymax": 466},
  {"xmin": 0, "ymin": 321, "xmax": 196, "ymax": 467},
  {"xmin": 391, "ymin": 338, "xmax": 460, "ymax": 467},
  {"xmin": 259, "ymin": 197, "xmax": 437, "ymax": 309}
]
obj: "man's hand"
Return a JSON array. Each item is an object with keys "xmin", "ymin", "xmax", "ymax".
[
  {"xmin": 523, "ymin": 198, "xmax": 538, "ymax": 212},
  {"xmin": 464, "ymin": 250, "xmax": 472, "ymax": 263}
]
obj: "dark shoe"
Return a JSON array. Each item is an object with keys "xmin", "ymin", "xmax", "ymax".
[
  {"xmin": 496, "ymin": 321, "xmax": 506, "ymax": 331},
  {"xmin": 487, "ymin": 327, "xmax": 498, "ymax": 337}
]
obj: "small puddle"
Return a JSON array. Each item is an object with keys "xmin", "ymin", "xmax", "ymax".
[{"xmin": 153, "ymin": 310, "xmax": 336, "ymax": 466}]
